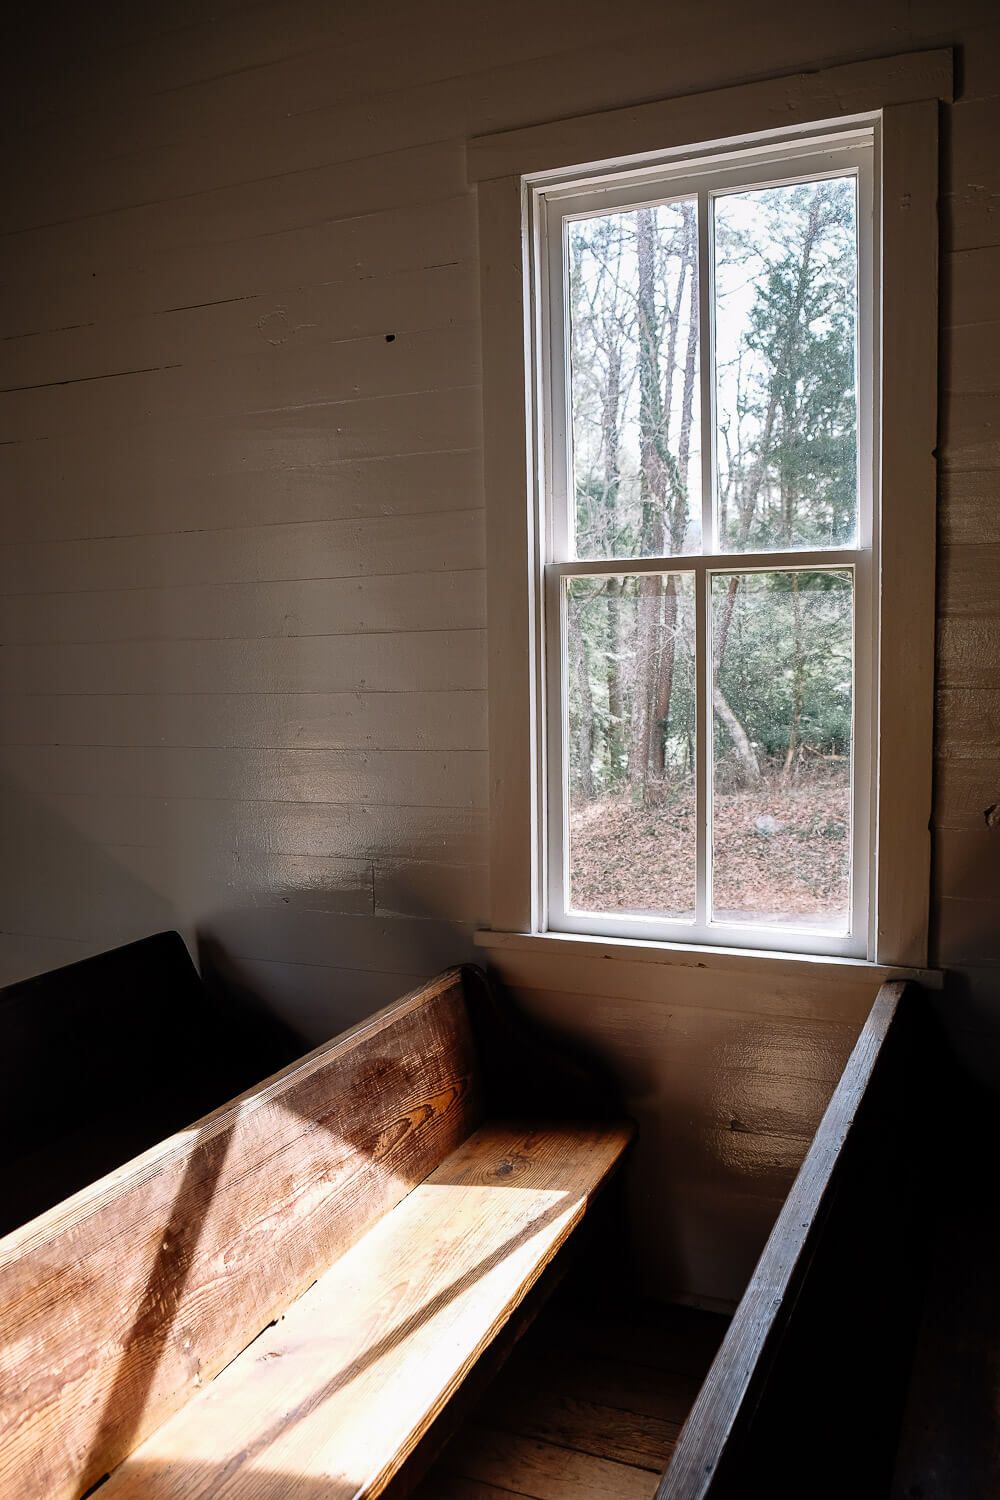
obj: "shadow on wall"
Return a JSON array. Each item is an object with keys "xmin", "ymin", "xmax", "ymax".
[
  {"xmin": 932, "ymin": 968, "xmax": 1000, "ymax": 1098},
  {"xmin": 0, "ymin": 780, "xmax": 483, "ymax": 1234},
  {"xmin": 930, "ymin": 803, "xmax": 1000, "ymax": 1098},
  {"xmin": 0, "ymin": 772, "xmax": 179, "ymax": 978},
  {"xmin": 195, "ymin": 857, "xmax": 483, "ymax": 1049},
  {"xmin": 0, "ymin": 768, "xmax": 483, "ymax": 1048}
]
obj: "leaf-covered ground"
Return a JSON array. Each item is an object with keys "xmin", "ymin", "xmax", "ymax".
[{"xmin": 568, "ymin": 770, "xmax": 850, "ymax": 927}]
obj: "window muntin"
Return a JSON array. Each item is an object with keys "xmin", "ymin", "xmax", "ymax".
[{"xmin": 536, "ymin": 131, "xmax": 875, "ymax": 958}]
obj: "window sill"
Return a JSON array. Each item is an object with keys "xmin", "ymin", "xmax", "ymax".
[{"xmin": 473, "ymin": 929, "xmax": 942, "ymax": 989}]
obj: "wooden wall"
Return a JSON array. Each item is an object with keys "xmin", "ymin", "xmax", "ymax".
[{"xmin": 2, "ymin": 0, "xmax": 998, "ymax": 1303}]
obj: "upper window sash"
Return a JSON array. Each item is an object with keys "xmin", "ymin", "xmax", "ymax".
[{"xmin": 537, "ymin": 132, "xmax": 876, "ymax": 570}]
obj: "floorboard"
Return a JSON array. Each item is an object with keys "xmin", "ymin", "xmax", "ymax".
[{"xmin": 412, "ymin": 1290, "xmax": 728, "ymax": 1500}]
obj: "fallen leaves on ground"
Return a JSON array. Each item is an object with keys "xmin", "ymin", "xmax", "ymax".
[{"xmin": 568, "ymin": 771, "xmax": 850, "ymax": 927}]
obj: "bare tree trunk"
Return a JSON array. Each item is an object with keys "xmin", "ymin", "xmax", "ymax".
[
  {"xmin": 605, "ymin": 578, "xmax": 625, "ymax": 783},
  {"xmin": 661, "ymin": 233, "xmax": 687, "ymax": 455},
  {"xmin": 712, "ymin": 573, "xmax": 761, "ymax": 786},
  {"xmin": 652, "ymin": 578, "xmax": 677, "ymax": 776},
  {"xmin": 568, "ymin": 601, "xmax": 595, "ymax": 798},
  {"xmin": 631, "ymin": 207, "xmax": 667, "ymax": 802},
  {"xmin": 632, "ymin": 585, "xmax": 658, "ymax": 802},
  {"xmin": 600, "ymin": 346, "xmax": 625, "ymax": 784},
  {"xmin": 713, "ymin": 685, "xmax": 761, "ymax": 784},
  {"xmin": 783, "ymin": 572, "xmax": 805, "ymax": 781},
  {"xmin": 652, "ymin": 210, "xmax": 699, "ymax": 775},
  {"xmin": 675, "ymin": 204, "xmax": 699, "ymax": 533}
]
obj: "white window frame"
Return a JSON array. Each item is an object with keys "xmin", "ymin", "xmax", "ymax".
[
  {"xmin": 469, "ymin": 50, "xmax": 949, "ymax": 974},
  {"xmin": 537, "ymin": 132, "xmax": 875, "ymax": 958}
]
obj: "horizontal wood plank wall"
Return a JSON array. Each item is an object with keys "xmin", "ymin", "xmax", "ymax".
[{"xmin": 2, "ymin": 0, "xmax": 999, "ymax": 1299}]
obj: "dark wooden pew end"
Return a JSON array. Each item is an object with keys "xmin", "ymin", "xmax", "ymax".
[{"xmin": 657, "ymin": 980, "xmax": 936, "ymax": 1500}]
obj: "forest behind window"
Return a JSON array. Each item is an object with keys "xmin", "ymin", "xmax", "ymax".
[{"xmin": 559, "ymin": 169, "xmax": 861, "ymax": 935}]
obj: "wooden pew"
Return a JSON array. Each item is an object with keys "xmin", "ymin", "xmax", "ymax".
[
  {"xmin": 0, "ymin": 965, "xmax": 631, "ymax": 1500},
  {"xmin": 656, "ymin": 980, "xmax": 926, "ymax": 1500}
]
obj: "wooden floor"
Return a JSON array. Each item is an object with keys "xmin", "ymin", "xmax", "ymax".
[{"xmin": 411, "ymin": 1290, "xmax": 729, "ymax": 1499}]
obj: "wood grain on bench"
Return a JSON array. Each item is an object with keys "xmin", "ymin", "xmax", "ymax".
[
  {"xmin": 101, "ymin": 1120, "xmax": 632, "ymax": 1499},
  {"xmin": 0, "ymin": 969, "xmax": 481, "ymax": 1500}
]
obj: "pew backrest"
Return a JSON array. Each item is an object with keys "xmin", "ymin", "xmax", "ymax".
[{"xmin": 0, "ymin": 967, "xmax": 482, "ymax": 1500}]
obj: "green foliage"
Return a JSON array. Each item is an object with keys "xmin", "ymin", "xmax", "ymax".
[
  {"xmin": 713, "ymin": 571, "xmax": 852, "ymax": 782},
  {"xmin": 716, "ymin": 176, "xmax": 858, "ymax": 550}
]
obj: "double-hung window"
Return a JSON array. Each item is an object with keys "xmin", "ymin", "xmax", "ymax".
[
  {"xmin": 537, "ymin": 132, "xmax": 874, "ymax": 957},
  {"xmin": 471, "ymin": 55, "xmax": 945, "ymax": 970}
]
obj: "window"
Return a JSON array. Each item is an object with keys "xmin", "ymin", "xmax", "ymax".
[
  {"xmin": 470, "ymin": 53, "xmax": 945, "ymax": 970},
  {"xmin": 536, "ymin": 133, "xmax": 874, "ymax": 956}
]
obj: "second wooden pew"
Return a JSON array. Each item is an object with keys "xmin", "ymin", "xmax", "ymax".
[{"xmin": 656, "ymin": 980, "xmax": 925, "ymax": 1500}]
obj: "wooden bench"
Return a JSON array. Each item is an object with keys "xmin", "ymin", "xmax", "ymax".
[
  {"xmin": 657, "ymin": 980, "xmax": 926, "ymax": 1499},
  {"xmin": 0, "ymin": 965, "xmax": 632, "ymax": 1500}
]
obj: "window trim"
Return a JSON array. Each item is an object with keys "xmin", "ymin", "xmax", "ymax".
[
  {"xmin": 469, "ymin": 49, "xmax": 950, "ymax": 968},
  {"xmin": 537, "ymin": 134, "xmax": 874, "ymax": 958}
]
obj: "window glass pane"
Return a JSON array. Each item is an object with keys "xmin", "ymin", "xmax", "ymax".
[
  {"xmin": 568, "ymin": 200, "xmax": 701, "ymax": 560},
  {"xmin": 713, "ymin": 176, "xmax": 858, "ymax": 552},
  {"xmin": 566, "ymin": 573, "xmax": 696, "ymax": 918},
  {"xmin": 710, "ymin": 570, "xmax": 853, "ymax": 931}
]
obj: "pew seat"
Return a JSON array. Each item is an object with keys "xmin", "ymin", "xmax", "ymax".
[{"xmin": 103, "ymin": 1121, "xmax": 629, "ymax": 1499}]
